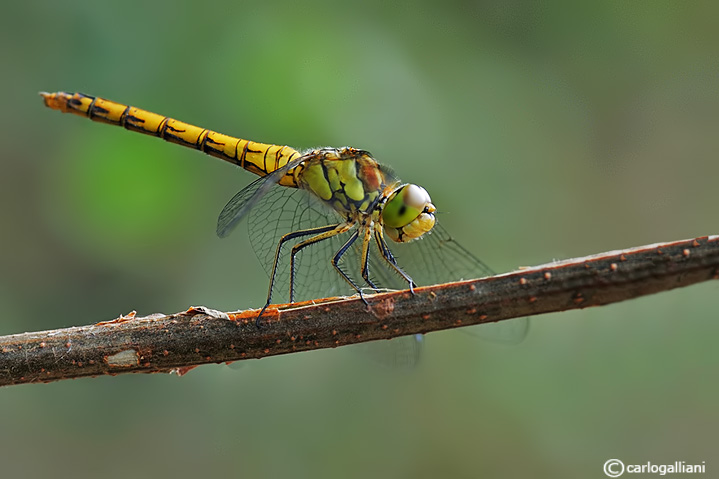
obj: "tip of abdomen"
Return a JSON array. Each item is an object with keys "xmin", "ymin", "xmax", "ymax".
[
  {"xmin": 39, "ymin": 91, "xmax": 78, "ymax": 112},
  {"xmin": 40, "ymin": 91, "xmax": 62, "ymax": 110}
]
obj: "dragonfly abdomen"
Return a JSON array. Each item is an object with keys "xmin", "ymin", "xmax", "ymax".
[{"xmin": 41, "ymin": 92, "xmax": 301, "ymax": 185}]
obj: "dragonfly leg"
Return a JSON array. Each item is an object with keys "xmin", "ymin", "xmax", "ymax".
[
  {"xmin": 288, "ymin": 222, "xmax": 354, "ymax": 302},
  {"xmin": 256, "ymin": 302, "xmax": 271, "ymax": 324},
  {"xmin": 374, "ymin": 230, "xmax": 417, "ymax": 294},
  {"xmin": 330, "ymin": 230, "xmax": 369, "ymax": 304},
  {"xmin": 258, "ymin": 223, "xmax": 342, "ymax": 326},
  {"xmin": 360, "ymin": 226, "xmax": 381, "ymax": 292},
  {"xmin": 361, "ymin": 261, "xmax": 380, "ymax": 292}
]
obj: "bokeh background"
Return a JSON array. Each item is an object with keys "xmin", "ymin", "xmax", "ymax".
[{"xmin": 1, "ymin": 1, "xmax": 717, "ymax": 478}]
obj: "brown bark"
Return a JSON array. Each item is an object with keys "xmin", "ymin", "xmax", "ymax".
[{"xmin": 1, "ymin": 235, "xmax": 716, "ymax": 387}]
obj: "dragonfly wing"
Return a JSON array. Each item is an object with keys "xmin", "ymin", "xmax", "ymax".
[
  {"xmin": 373, "ymin": 222, "xmax": 529, "ymax": 343},
  {"xmin": 246, "ymin": 184, "xmax": 356, "ymax": 304},
  {"xmin": 349, "ymin": 334, "xmax": 424, "ymax": 369},
  {"xmin": 216, "ymin": 154, "xmax": 310, "ymax": 238},
  {"xmin": 216, "ymin": 175, "xmax": 267, "ymax": 238}
]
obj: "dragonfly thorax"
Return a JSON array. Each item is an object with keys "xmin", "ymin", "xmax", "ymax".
[
  {"xmin": 295, "ymin": 148, "xmax": 437, "ymax": 243},
  {"xmin": 381, "ymin": 183, "xmax": 436, "ymax": 243},
  {"xmin": 297, "ymin": 147, "xmax": 386, "ymax": 216}
]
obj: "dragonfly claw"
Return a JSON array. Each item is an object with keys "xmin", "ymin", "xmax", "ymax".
[
  {"xmin": 358, "ymin": 290, "xmax": 369, "ymax": 306},
  {"xmin": 255, "ymin": 303, "xmax": 271, "ymax": 327}
]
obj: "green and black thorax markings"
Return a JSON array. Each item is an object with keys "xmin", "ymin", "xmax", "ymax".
[{"xmin": 296, "ymin": 147, "xmax": 390, "ymax": 217}]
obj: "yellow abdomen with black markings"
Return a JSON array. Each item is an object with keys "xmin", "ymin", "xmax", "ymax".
[{"xmin": 41, "ymin": 92, "xmax": 302, "ymax": 187}]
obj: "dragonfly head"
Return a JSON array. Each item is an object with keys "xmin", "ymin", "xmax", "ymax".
[{"xmin": 382, "ymin": 184, "xmax": 436, "ymax": 243}]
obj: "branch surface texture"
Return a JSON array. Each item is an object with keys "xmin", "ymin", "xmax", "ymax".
[{"xmin": 1, "ymin": 235, "xmax": 717, "ymax": 387}]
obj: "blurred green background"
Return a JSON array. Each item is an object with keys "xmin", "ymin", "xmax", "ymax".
[{"xmin": 1, "ymin": 1, "xmax": 717, "ymax": 477}]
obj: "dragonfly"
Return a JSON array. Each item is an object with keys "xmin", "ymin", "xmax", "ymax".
[{"xmin": 41, "ymin": 92, "xmax": 528, "ymax": 353}]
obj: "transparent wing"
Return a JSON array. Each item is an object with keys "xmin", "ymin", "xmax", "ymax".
[
  {"xmin": 246, "ymin": 183, "xmax": 359, "ymax": 304},
  {"xmin": 376, "ymin": 223, "xmax": 495, "ymax": 287},
  {"xmin": 349, "ymin": 334, "xmax": 424, "ymax": 370},
  {"xmin": 339, "ymin": 221, "xmax": 527, "ymax": 365},
  {"xmin": 217, "ymin": 175, "xmax": 268, "ymax": 238},
  {"xmin": 376, "ymin": 222, "xmax": 529, "ymax": 343},
  {"xmin": 217, "ymin": 154, "xmax": 308, "ymax": 238}
]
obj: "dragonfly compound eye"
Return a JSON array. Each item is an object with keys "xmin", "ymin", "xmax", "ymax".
[{"xmin": 383, "ymin": 184, "xmax": 436, "ymax": 243}]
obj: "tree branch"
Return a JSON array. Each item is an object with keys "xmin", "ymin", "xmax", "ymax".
[{"xmin": 1, "ymin": 235, "xmax": 717, "ymax": 387}]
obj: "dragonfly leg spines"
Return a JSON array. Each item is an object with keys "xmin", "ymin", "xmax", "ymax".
[
  {"xmin": 262, "ymin": 223, "xmax": 343, "ymax": 307},
  {"xmin": 374, "ymin": 229, "xmax": 417, "ymax": 292},
  {"xmin": 289, "ymin": 223, "xmax": 354, "ymax": 302},
  {"xmin": 359, "ymin": 222, "xmax": 381, "ymax": 292},
  {"xmin": 331, "ymin": 229, "xmax": 367, "ymax": 302}
]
